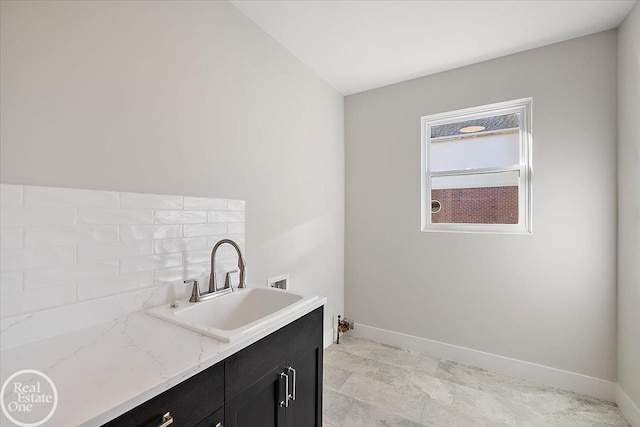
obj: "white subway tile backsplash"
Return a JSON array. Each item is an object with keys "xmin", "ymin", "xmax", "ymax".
[
  {"xmin": 120, "ymin": 253, "xmax": 183, "ymax": 274},
  {"xmin": 228, "ymin": 200, "xmax": 245, "ymax": 211},
  {"xmin": 24, "ymin": 186, "xmax": 118, "ymax": 208},
  {"xmin": 184, "ymin": 197, "xmax": 227, "ymax": 211},
  {"xmin": 208, "ymin": 210, "xmax": 245, "ymax": 223},
  {"xmin": 207, "ymin": 236, "xmax": 224, "ymax": 247},
  {"xmin": 78, "ymin": 208, "xmax": 153, "ymax": 225},
  {"xmin": 25, "ymin": 226, "xmax": 118, "ymax": 247},
  {"xmin": 155, "ymin": 210, "xmax": 207, "ymax": 225},
  {"xmin": 1, "ymin": 246, "xmax": 76, "ymax": 271},
  {"xmin": 119, "ymin": 225, "xmax": 183, "ymax": 241},
  {"xmin": 217, "ymin": 245, "xmax": 240, "ymax": 259},
  {"xmin": 77, "ymin": 271, "xmax": 153, "ymax": 301},
  {"xmin": 154, "ymin": 237, "xmax": 207, "ymax": 254},
  {"xmin": 0, "ymin": 184, "xmax": 23, "ymax": 206},
  {"xmin": 1, "ymin": 283, "xmax": 76, "ymax": 318},
  {"xmin": 186, "ymin": 246, "xmax": 236, "ymax": 264},
  {"xmin": 0, "ymin": 184, "xmax": 244, "ymax": 347},
  {"xmin": 208, "ymin": 235, "xmax": 245, "ymax": 248},
  {"xmin": 184, "ymin": 250, "xmax": 240, "ymax": 270},
  {"xmin": 211, "ymin": 258, "xmax": 238, "ymax": 274},
  {"xmin": 78, "ymin": 241, "xmax": 153, "ymax": 262},
  {"xmin": 228, "ymin": 223, "xmax": 245, "ymax": 234},
  {"xmin": 0, "ymin": 207, "xmax": 76, "ymax": 227},
  {"xmin": 184, "ymin": 223, "xmax": 227, "ymax": 237},
  {"xmin": 183, "ymin": 249, "xmax": 211, "ymax": 265},
  {"xmin": 120, "ymin": 192, "xmax": 183, "ymax": 210},
  {"xmin": 153, "ymin": 262, "xmax": 209, "ymax": 284},
  {"xmin": 23, "ymin": 261, "xmax": 119, "ymax": 289},
  {"xmin": 0, "ymin": 271, "xmax": 22, "ymax": 294},
  {"xmin": 1, "ymin": 228, "xmax": 23, "ymax": 249},
  {"xmin": 159, "ymin": 259, "xmax": 238, "ymax": 291},
  {"xmin": 153, "ymin": 262, "xmax": 233, "ymax": 288}
]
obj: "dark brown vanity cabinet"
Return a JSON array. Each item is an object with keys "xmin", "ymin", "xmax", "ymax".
[
  {"xmin": 225, "ymin": 307, "xmax": 323, "ymax": 427},
  {"xmin": 103, "ymin": 307, "xmax": 323, "ymax": 427}
]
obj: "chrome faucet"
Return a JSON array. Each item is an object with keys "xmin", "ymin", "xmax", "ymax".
[
  {"xmin": 184, "ymin": 239, "xmax": 246, "ymax": 303},
  {"xmin": 210, "ymin": 239, "xmax": 246, "ymax": 291}
]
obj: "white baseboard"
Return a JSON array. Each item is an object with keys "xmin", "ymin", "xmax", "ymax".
[
  {"xmin": 351, "ymin": 323, "xmax": 616, "ymax": 402},
  {"xmin": 323, "ymin": 327, "xmax": 335, "ymax": 349},
  {"xmin": 617, "ymin": 385, "xmax": 640, "ymax": 427}
]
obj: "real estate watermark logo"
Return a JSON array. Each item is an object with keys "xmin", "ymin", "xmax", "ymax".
[{"xmin": 1, "ymin": 370, "xmax": 58, "ymax": 427}]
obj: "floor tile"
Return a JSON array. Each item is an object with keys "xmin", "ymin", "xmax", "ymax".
[
  {"xmin": 519, "ymin": 381, "xmax": 617, "ymax": 413},
  {"xmin": 340, "ymin": 374, "xmax": 426, "ymax": 422},
  {"xmin": 324, "ymin": 364, "xmax": 352, "ymax": 391},
  {"xmin": 324, "ymin": 388, "xmax": 356, "ymax": 426},
  {"xmin": 373, "ymin": 364, "xmax": 456, "ymax": 404},
  {"xmin": 435, "ymin": 359, "xmax": 523, "ymax": 400},
  {"xmin": 420, "ymin": 395, "xmax": 511, "ymax": 427},
  {"xmin": 452, "ymin": 384, "xmax": 520, "ymax": 425},
  {"xmin": 325, "ymin": 337, "xmax": 630, "ymax": 427},
  {"xmin": 546, "ymin": 411, "xmax": 630, "ymax": 427},
  {"xmin": 332, "ymin": 335, "xmax": 382, "ymax": 356},
  {"xmin": 324, "ymin": 347, "xmax": 382, "ymax": 378},
  {"xmin": 340, "ymin": 399, "xmax": 423, "ymax": 427},
  {"xmin": 339, "ymin": 336, "xmax": 439, "ymax": 372}
]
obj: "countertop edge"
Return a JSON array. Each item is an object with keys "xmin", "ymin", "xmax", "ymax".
[{"xmin": 80, "ymin": 297, "xmax": 327, "ymax": 427}]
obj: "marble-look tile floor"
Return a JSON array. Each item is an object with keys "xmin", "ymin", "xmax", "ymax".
[{"xmin": 323, "ymin": 336, "xmax": 629, "ymax": 427}]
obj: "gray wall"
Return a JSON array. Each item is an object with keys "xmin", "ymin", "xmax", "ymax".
[
  {"xmin": 617, "ymin": 2, "xmax": 640, "ymax": 407},
  {"xmin": 345, "ymin": 31, "xmax": 618, "ymax": 380},
  {"xmin": 0, "ymin": 1, "xmax": 344, "ymax": 334}
]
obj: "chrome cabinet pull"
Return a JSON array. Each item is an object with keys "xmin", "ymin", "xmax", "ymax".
[
  {"xmin": 279, "ymin": 372, "xmax": 290, "ymax": 407},
  {"xmin": 287, "ymin": 367, "xmax": 296, "ymax": 401},
  {"xmin": 157, "ymin": 412, "xmax": 174, "ymax": 427},
  {"xmin": 215, "ymin": 423, "xmax": 222, "ymax": 427}
]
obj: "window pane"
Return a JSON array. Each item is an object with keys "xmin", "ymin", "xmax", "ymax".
[
  {"xmin": 430, "ymin": 113, "xmax": 520, "ymax": 172},
  {"xmin": 431, "ymin": 171, "xmax": 519, "ymax": 224}
]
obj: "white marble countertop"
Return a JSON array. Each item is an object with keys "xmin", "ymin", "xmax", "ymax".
[{"xmin": 0, "ymin": 296, "xmax": 326, "ymax": 426}]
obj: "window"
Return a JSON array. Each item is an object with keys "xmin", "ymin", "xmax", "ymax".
[{"xmin": 421, "ymin": 98, "xmax": 532, "ymax": 234}]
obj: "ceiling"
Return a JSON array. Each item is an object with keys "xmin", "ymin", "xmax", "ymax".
[{"xmin": 231, "ymin": 0, "xmax": 636, "ymax": 95}]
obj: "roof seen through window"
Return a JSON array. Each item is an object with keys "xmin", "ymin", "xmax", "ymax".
[{"xmin": 430, "ymin": 113, "xmax": 520, "ymax": 139}]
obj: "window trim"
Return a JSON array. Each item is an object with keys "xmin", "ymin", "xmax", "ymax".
[{"xmin": 420, "ymin": 98, "xmax": 533, "ymax": 234}]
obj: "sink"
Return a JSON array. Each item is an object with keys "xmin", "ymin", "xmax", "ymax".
[{"xmin": 147, "ymin": 287, "xmax": 323, "ymax": 342}]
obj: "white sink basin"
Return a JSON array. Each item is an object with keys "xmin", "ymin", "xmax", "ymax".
[{"xmin": 147, "ymin": 287, "xmax": 323, "ymax": 342}]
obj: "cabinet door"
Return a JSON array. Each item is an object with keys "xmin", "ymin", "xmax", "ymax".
[
  {"xmin": 225, "ymin": 365, "xmax": 286, "ymax": 427},
  {"xmin": 285, "ymin": 332, "xmax": 323, "ymax": 426},
  {"xmin": 285, "ymin": 307, "xmax": 323, "ymax": 427},
  {"xmin": 224, "ymin": 307, "xmax": 324, "ymax": 427}
]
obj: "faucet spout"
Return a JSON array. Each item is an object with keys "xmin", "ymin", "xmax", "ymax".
[{"xmin": 209, "ymin": 239, "xmax": 247, "ymax": 292}]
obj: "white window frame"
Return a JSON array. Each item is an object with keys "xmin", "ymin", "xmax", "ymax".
[{"xmin": 421, "ymin": 98, "xmax": 533, "ymax": 234}]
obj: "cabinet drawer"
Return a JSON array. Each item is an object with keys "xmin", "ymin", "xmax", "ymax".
[
  {"xmin": 103, "ymin": 362, "xmax": 224, "ymax": 427},
  {"xmin": 195, "ymin": 406, "xmax": 224, "ymax": 427},
  {"xmin": 225, "ymin": 307, "xmax": 323, "ymax": 401}
]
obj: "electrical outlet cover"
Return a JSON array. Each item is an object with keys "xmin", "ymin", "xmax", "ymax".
[{"xmin": 267, "ymin": 273, "xmax": 290, "ymax": 290}]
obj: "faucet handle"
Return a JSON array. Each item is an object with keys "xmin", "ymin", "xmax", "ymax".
[
  {"xmin": 184, "ymin": 279, "xmax": 200, "ymax": 303},
  {"xmin": 224, "ymin": 270, "xmax": 239, "ymax": 291}
]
